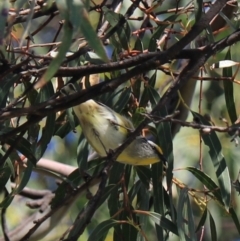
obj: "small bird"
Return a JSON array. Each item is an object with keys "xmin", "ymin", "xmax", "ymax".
[{"xmin": 62, "ymin": 84, "xmax": 166, "ymax": 166}]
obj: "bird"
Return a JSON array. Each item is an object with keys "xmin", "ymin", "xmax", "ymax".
[{"xmin": 62, "ymin": 84, "xmax": 166, "ymax": 166}]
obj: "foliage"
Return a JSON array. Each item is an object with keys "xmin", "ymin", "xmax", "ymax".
[{"xmin": 0, "ymin": 0, "xmax": 240, "ymax": 240}]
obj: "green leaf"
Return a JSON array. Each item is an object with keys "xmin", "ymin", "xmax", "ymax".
[
  {"xmin": 0, "ymin": 74, "xmax": 18, "ymax": 108},
  {"xmin": 132, "ymin": 107, "xmax": 146, "ymax": 128},
  {"xmin": 88, "ymin": 219, "xmax": 118, "ymax": 241},
  {"xmin": 121, "ymin": 210, "xmax": 138, "ymax": 241},
  {"xmin": 219, "ymin": 11, "xmax": 236, "ymax": 31},
  {"xmin": 35, "ymin": 2, "xmax": 73, "ymax": 88},
  {"xmin": 51, "ymin": 168, "xmax": 82, "ymax": 208},
  {"xmin": 229, "ymin": 207, "xmax": 240, "ymax": 235},
  {"xmin": 6, "ymin": 136, "xmax": 37, "ymax": 166},
  {"xmin": 148, "ymin": 15, "xmax": 179, "ymax": 51},
  {"xmin": 155, "ymin": 106, "xmax": 173, "ymax": 189},
  {"xmin": 186, "ymin": 194, "xmax": 197, "ymax": 240},
  {"xmin": 136, "ymin": 184, "xmax": 150, "ymax": 241},
  {"xmin": 149, "ymin": 71, "xmax": 157, "ymax": 87},
  {"xmin": 192, "ymin": 112, "xmax": 231, "ymax": 211},
  {"xmin": 148, "ymin": 212, "xmax": 178, "ymax": 235},
  {"xmin": 135, "ymin": 166, "xmax": 151, "ymax": 188},
  {"xmin": 114, "ymin": 87, "xmax": 131, "ymax": 113},
  {"xmin": 0, "ymin": 195, "xmax": 14, "ymax": 208},
  {"xmin": 148, "ymin": 86, "xmax": 160, "ymax": 108},
  {"xmin": 85, "ymin": 52, "xmax": 106, "ymax": 65},
  {"xmin": 0, "ymin": 158, "xmax": 34, "ymax": 208},
  {"xmin": 177, "ymin": 188, "xmax": 188, "ymax": 241},
  {"xmin": 15, "ymin": 160, "xmax": 34, "ymax": 193},
  {"xmin": 99, "ymin": 184, "xmax": 118, "ymax": 207},
  {"xmin": 124, "ymin": 164, "xmax": 132, "ymax": 189},
  {"xmin": 23, "ymin": 81, "xmax": 39, "ymax": 104},
  {"xmin": 195, "ymin": 208, "xmax": 207, "ymax": 232},
  {"xmin": 223, "ymin": 48, "xmax": 237, "ymax": 124},
  {"xmin": 35, "ymin": 82, "xmax": 55, "ymax": 159},
  {"xmin": 108, "ymin": 162, "xmax": 124, "ymax": 216},
  {"xmin": 151, "ymin": 162, "xmax": 164, "ymax": 240},
  {"xmin": 134, "ymin": 38, "xmax": 143, "ymax": 52},
  {"xmin": 54, "ymin": 112, "xmax": 73, "ymax": 138},
  {"xmin": 194, "ymin": 0, "xmax": 203, "ymax": 22},
  {"xmin": 103, "ymin": 7, "xmax": 130, "ymax": 51},
  {"xmin": 66, "ymin": 107, "xmax": 77, "ymax": 130},
  {"xmin": 0, "ymin": 165, "xmax": 11, "ymax": 192},
  {"xmin": 78, "ymin": 5, "xmax": 108, "ymax": 62},
  {"xmin": 132, "ymin": 76, "xmax": 142, "ymax": 101},
  {"xmin": 117, "ymin": 21, "xmax": 131, "ymax": 50},
  {"xmin": 135, "ymin": 85, "xmax": 159, "ymax": 119},
  {"xmin": 205, "ymin": 25, "xmax": 215, "ymax": 43},
  {"xmin": 209, "ymin": 211, "xmax": 217, "ymax": 241},
  {"xmin": 185, "ymin": 167, "xmax": 223, "ymax": 204},
  {"xmin": 77, "ymin": 133, "xmax": 89, "ymax": 170},
  {"xmin": 0, "ymin": 0, "xmax": 9, "ymax": 42},
  {"xmin": 128, "ymin": 180, "xmax": 142, "ymax": 203}
]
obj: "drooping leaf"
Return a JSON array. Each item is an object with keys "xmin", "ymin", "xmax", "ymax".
[
  {"xmin": 103, "ymin": 7, "xmax": 130, "ymax": 51},
  {"xmin": 15, "ymin": 160, "xmax": 34, "ymax": 193},
  {"xmin": 0, "ymin": 165, "xmax": 11, "ymax": 192},
  {"xmin": 77, "ymin": 132, "xmax": 89, "ymax": 170},
  {"xmin": 120, "ymin": 209, "xmax": 138, "ymax": 241},
  {"xmin": 229, "ymin": 208, "xmax": 240, "ymax": 235},
  {"xmin": 6, "ymin": 136, "xmax": 37, "ymax": 166},
  {"xmin": 222, "ymin": 48, "xmax": 237, "ymax": 124},
  {"xmin": 186, "ymin": 167, "xmax": 223, "ymax": 205},
  {"xmin": 186, "ymin": 194, "xmax": 197, "ymax": 240},
  {"xmin": 209, "ymin": 211, "xmax": 217, "ymax": 241},
  {"xmin": 78, "ymin": 4, "xmax": 108, "ymax": 62},
  {"xmin": 148, "ymin": 15, "xmax": 179, "ymax": 51},
  {"xmin": 87, "ymin": 219, "xmax": 118, "ymax": 241},
  {"xmin": 151, "ymin": 162, "xmax": 164, "ymax": 240},
  {"xmin": 192, "ymin": 112, "xmax": 231, "ymax": 211},
  {"xmin": 148, "ymin": 211, "xmax": 178, "ymax": 235},
  {"xmin": 177, "ymin": 188, "xmax": 188, "ymax": 241},
  {"xmin": 115, "ymin": 87, "xmax": 132, "ymax": 113},
  {"xmin": 195, "ymin": 207, "xmax": 208, "ymax": 232},
  {"xmin": 194, "ymin": 0, "xmax": 203, "ymax": 22},
  {"xmin": 35, "ymin": 81, "xmax": 55, "ymax": 159}
]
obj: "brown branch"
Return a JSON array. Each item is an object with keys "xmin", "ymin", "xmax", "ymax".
[
  {"xmin": 18, "ymin": 165, "xmax": 106, "ymax": 241},
  {"xmin": 148, "ymin": 112, "xmax": 240, "ymax": 134},
  {"xmin": 10, "ymin": 3, "xmax": 59, "ymax": 25},
  {"xmin": 0, "ymin": 26, "xmax": 239, "ymax": 142},
  {"xmin": 63, "ymin": 161, "xmax": 112, "ymax": 240}
]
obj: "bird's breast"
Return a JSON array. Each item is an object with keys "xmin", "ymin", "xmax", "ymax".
[{"xmin": 75, "ymin": 102, "xmax": 126, "ymax": 156}]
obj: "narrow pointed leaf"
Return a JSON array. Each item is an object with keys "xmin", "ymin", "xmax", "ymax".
[
  {"xmin": 148, "ymin": 212, "xmax": 178, "ymax": 235},
  {"xmin": 192, "ymin": 112, "xmax": 231, "ymax": 211},
  {"xmin": 185, "ymin": 167, "xmax": 223, "ymax": 204},
  {"xmin": 222, "ymin": 48, "xmax": 237, "ymax": 123},
  {"xmin": 88, "ymin": 219, "xmax": 118, "ymax": 241},
  {"xmin": 209, "ymin": 211, "xmax": 217, "ymax": 241}
]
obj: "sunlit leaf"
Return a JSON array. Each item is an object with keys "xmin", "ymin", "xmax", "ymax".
[{"xmin": 222, "ymin": 48, "xmax": 237, "ymax": 123}]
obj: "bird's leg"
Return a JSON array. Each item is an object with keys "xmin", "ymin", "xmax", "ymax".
[{"xmin": 92, "ymin": 128, "xmax": 116, "ymax": 163}]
